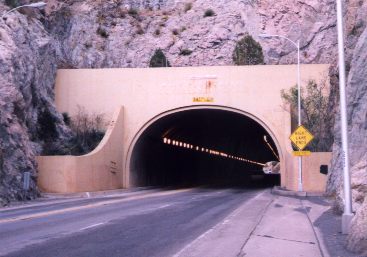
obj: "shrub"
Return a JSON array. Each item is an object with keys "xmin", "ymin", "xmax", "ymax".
[
  {"xmin": 67, "ymin": 107, "xmax": 106, "ymax": 155},
  {"xmin": 37, "ymin": 110, "xmax": 58, "ymax": 141},
  {"xmin": 154, "ymin": 28, "xmax": 161, "ymax": 36},
  {"xmin": 184, "ymin": 3, "xmax": 192, "ymax": 12},
  {"xmin": 281, "ymin": 78, "xmax": 333, "ymax": 151},
  {"xmin": 96, "ymin": 27, "xmax": 109, "ymax": 38},
  {"xmin": 42, "ymin": 107, "xmax": 106, "ymax": 156},
  {"xmin": 62, "ymin": 112, "xmax": 71, "ymax": 126},
  {"xmin": 84, "ymin": 42, "xmax": 93, "ymax": 49},
  {"xmin": 179, "ymin": 49, "xmax": 192, "ymax": 56},
  {"xmin": 172, "ymin": 28, "xmax": 179, "ymax": 35},
  {"xmin": 5, "ymin": 0, "xmax": 19, "ymax": 8},
  {"xmin": 128, "ymin": 8, "xmax": 138, "ymax": 16},
  {"xmin": 232, "ymin": 35, "xmax": 264, "ymax": 65},
  {"xmin": 204, "ymin": 9, "xmax": 215, "ymax": 17},
  {"xmin": 149, "ymin": 49, "xmax": 171, "ymax": 67}
]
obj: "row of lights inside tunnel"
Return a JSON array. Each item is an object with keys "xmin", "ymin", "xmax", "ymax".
[{"xmin": 162, "ymin": 137, "xmax": 267, "ymax": 167}]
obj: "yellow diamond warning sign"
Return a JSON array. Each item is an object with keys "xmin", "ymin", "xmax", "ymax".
[{"xmin": 289, "ymin": 125, "xmax": 314, "ymax": 151}]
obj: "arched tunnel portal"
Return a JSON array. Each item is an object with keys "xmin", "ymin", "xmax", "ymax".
[{"xmin": 129, "ymin": 107, "xmax": 281, "ymax": 188}]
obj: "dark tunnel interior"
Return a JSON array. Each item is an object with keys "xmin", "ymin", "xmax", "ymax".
[{"xmin": 130, "ymin": 108, "xmax": 280, "ymax": 188}]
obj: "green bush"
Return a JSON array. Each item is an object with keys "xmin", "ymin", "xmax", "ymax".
[
  {"xmin": 281, "ymin": 78, "xmax": 333, "ymax": 151},
  {"xmin": 149, "ymin": 49, "xmax": 171, "ymax": 67},
  {"xmin": 204, "ymin": 9, "xmax": 215, "ymax": 17},
  {"xmin": 37, "ymin": 110, "xmax": 58, "ymax": 141},
  {"xmin": 233, "ymin": 35, "xmax": 264, "ymax": 65},
  {"xmin": 67, "ymin": 108, "xmax": 105, "ymax": 155},
  {"xmin": 154, "ymin": 28, "xmax": 161, "ymax": 36},
  {"xmin": 62, "ymin": 112, "xmax": 71, "ymax": 126},
  {"xmin": 42, "ymin": 107, "xmax": 106, "ymax": 156},
  {"xmin": 96, "ymin": 27, "xmax": 109, "ymax": 38},
  {"xmin": 5, "ymin": 0, "xmax": 19, "ymax": 8},
  {"xmin": 179, "ymin": 49, "xmax": 192, "ymax": 56},
  {"xmin": 128, "ymin": 8, "xmax": 138, "ymax": 16},
  {"xmin": 172, "ymin": 28, "xmax": 179, "ymax": 35}
]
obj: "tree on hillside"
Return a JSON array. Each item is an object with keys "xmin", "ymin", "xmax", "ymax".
[
  {"xmin": 233, "ymin": 35, "xmax": 264, "ymax": 65},
  {"xmin": 149, "ymin": 49, "xmax": 171, "ymax": 67}
]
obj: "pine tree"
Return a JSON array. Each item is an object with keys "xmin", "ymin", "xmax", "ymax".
[
  {"xmin": 233, "ymin": 35, "xmax": 264, "ymax": 65},
  {"xmin": 149, "ymin": 49, "xmax": 171, "ymax": 67}
]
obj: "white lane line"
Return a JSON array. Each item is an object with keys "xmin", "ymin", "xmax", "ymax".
[
  {"xmin": 79, "ymin": 222, "xmax": 105, "ymax": 231},
  {"xmin": 157, "ymin": 204, "xmax": 171, "ymax": 209},
  {"xmin": 173, "ymin": 227, "xmax": 215, "ymax": 257}
]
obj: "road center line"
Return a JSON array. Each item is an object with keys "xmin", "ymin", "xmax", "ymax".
[{"xmin": 0, "ymin": 189, "xmax": 193, "ymax": 224}]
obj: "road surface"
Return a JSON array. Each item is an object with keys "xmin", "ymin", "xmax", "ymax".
[{"xmin": 0, "ymin": 188, "xmax": 268, "ymax": 257}]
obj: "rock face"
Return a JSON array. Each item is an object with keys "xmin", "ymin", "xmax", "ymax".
[
  {"xmin": 324, "ymin": 0, "xmax": 367, "ymax": 254},
  {"xmin": 0, "ymin": 4, "xmax": 71, "ymax": 205},
  {"xmin": 46, "ymin": 0, "xmax": 337, "ymax": 68},
  {"xmin": 328, "ymin": 24, "xmax": 367, "ymax": 254}
]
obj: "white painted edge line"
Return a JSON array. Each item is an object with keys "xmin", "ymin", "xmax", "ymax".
[
  {"xmin": 172, "ymin": 190, "xmax": 269, "ymax": 257},
  {"xmin": 79, "ymin": 222, "xmax": 105, "ymax": 231},
  {"xmin": 157, "ymin": 204, "xmax": 171, "ymax": 209}
]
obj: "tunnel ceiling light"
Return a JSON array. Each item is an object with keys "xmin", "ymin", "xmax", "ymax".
[{"xmin": 163, "ymin": 137, "xmax": 266, "ymax": 167}]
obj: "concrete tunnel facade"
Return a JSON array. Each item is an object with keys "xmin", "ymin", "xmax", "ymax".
[{"xmin": 37, "ymin": 65, "xmax": 332, "ymax": 193}]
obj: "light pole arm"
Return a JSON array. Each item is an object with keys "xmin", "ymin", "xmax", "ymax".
[
  {"xmin": 2, "ymin": 2, "xmax": 46, "ymax": 19},
  {"xmin": 259, "ymin": 34, "xmax": 298, "ymax": 48},
  {"xmin": 2, "ymin": 5, "xmax": 24, "ymax": 18}
]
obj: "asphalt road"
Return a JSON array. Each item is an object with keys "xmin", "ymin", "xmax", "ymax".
[{"xmin": 0, "ymin": 188, "xmax": 266, "ymax": 257}]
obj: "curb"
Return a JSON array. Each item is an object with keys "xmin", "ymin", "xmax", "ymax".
[
  {"xmin": 271, "ymin": 186, "xmax": 324, "ymax": 197},
  {"xmin": 1, "ymin": 188, "xmax": 158, "ymax": 211},
  {"xmin": 41, "ymin": 187, "xmax": 155, "ymax": 199}
]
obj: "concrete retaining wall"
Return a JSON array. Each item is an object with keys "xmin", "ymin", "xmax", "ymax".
[{"xmin": 302, "ymin": 152, "xmax": 332, "ymax": 193}]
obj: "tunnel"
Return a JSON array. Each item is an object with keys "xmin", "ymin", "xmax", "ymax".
[{"xmin": 129, "ymin": 108, "xmax": 281, "ymax": 188}]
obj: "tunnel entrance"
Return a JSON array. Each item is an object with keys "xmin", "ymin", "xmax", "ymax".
[{"xmin": 129, "ymin": 108, "xmax": 280, "ymax": 188}]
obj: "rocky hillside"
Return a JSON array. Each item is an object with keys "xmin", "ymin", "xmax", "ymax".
[
  {"xmin": 46, "ymin": 0, "xmax": 337, "ymax": 67},
  {"xmin": 0, "ymin": 2, "xmax": 71, "ymax": 205},
  {"xmin": 0, "ymin": 0, "xmax": 366, "ymax": 253},
  {"xmin": 326, "ymin": 0, "xmax": 367, "ymax": 253}
]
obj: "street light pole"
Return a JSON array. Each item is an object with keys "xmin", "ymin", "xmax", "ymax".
[
  {"xmin": 1, "ymin": 2, "xmax": 46, "ymax": 19},
  {"xmin": 259, "ymin": 34, "xmax": 303, "ymax": 192},
  {"xmin": 335, "ymin": 0, "xmax": 353, "ymax": 234}
]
